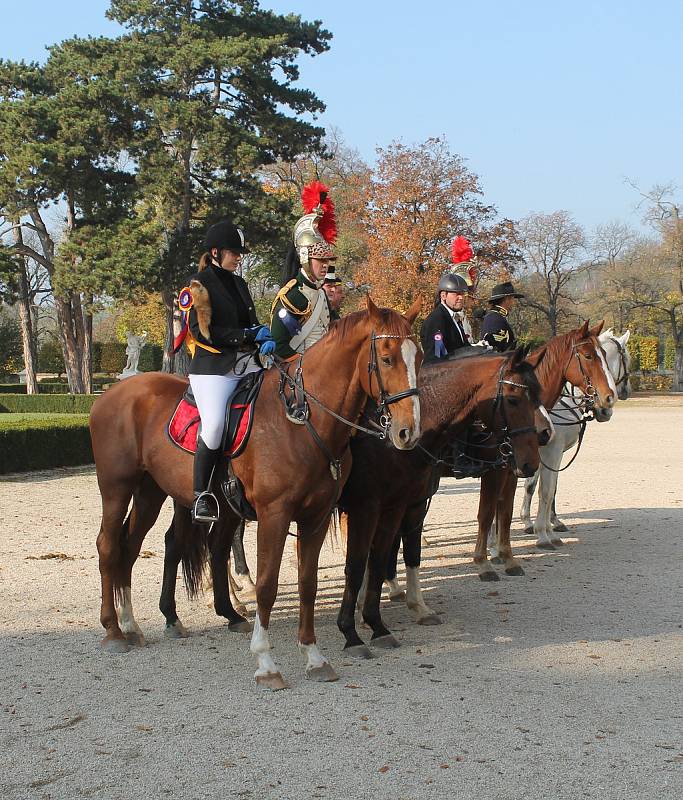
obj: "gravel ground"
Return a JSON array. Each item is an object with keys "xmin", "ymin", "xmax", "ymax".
[{"xmin": 1, "ymin": 401, "xmax": 681, "ymax": 800}]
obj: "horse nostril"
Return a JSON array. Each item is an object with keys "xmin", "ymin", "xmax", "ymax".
[
  {"xmin": 398, "ymin": 428, "xmax": 412, "ymax": 444},
  {"xmin": 538, "ymin": 431, "xmax": 550, "ymax": 446}
]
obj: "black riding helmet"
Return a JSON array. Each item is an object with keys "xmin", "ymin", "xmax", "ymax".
[
  {"xmin": 205, "ymin": 220, "xmax": 248, "ymax": 253},
  {"xmin": 437, "ymin": 272, "xmax": 469, "ymax": 293}
]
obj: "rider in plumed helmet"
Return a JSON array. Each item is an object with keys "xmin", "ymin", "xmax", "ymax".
[
  {"xmin": 270, "ymin": 182, "xmax": 337, "ymax": 360},
  {"xmin": 480, "ymin": 281, "xmax": 524, "ymax": 352},
  {"xmin": 420, "ymin": 236, "xmax": 477, "ymax": 363},
  {"xmin": 175, "ymin": 219, "xmax": 275, "ymax": 523}
]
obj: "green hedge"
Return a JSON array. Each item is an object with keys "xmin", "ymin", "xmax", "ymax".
[
  {"xmin": 0, "ymin": 394, "xmax": 97, "ymax": 413},
  {"xmin": 0, "ymin": 413, "xmax": 92, "ymax": 474}
]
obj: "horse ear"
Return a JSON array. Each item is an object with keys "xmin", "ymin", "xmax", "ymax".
[
  {"xmin": 525, "ymin": 346, "xmax": 547, "ymax": 370},
  {"xmin": 366, "ymin": 295, "xmax": 382, "ymax": 325},
  {"xmin": 590, "ymin": 320, "xmax": 605, "ymax": 337},
  {"xmin": 404, "ymin": 298, "xmax": 421, "ymax": 325},
  {"xmin": 511, "ymin": 345, "xmax": 525, "ymax": 365},
  {"xmin": 578, "ymin": 320, "xmax": 590, "ymax": 338},
  {"xmin": 621, "ymin": 329, "xmax": 631, "ymax": 345}
]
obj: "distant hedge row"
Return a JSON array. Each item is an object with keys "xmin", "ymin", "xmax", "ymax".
[
  {"xmin": 0, "ymin": 414, "xmax": 93, "ymax": 474},
  {"xmin": 0, "ymin": 394, "xmax": 98, "ymax": 414}
]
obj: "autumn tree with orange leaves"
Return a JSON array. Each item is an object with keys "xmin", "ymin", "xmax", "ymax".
[{"xmin": 354, "ymin": 138, "xmax": 519, "ymax": 315}]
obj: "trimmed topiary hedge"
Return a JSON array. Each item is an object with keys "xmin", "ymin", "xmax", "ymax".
[
  {"xmin": 0, "ymin": 413, "xmax": 92, "ymax": 474},
  {"xmin": 0, "ymin": 394, "xmax": 97, "ymax": 414}
]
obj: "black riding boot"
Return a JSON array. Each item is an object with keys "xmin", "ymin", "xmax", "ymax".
[{"xmin": 192, "ymin": 438, "xmax": 221, "ymax": 523}]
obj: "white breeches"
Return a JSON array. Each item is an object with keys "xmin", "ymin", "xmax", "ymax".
[{"xmin": 189, "ymin": 360, "xmax": 261, "ymax": 450}]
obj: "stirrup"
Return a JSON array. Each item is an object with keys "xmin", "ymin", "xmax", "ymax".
[{"xmin": 192, "ymin": 491, "xmax": 219, "ymax": 523}]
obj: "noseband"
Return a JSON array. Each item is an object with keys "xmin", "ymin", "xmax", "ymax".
[{"xmin": 368, "ymin": 333, "xmax": 420, "ymax": 431}]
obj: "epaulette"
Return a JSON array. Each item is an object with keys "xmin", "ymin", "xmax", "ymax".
[{"xmin": 271, "ymin": 279, "xmax": 312, "ymax": 319}]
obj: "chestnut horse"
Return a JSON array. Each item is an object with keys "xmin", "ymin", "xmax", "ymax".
[
  {"xmin": 89, "ymin": 298, "xmax": 421, "ymax": 689},
  {"xmin": 336, "ymin": 347, "xmax": 545, "ymax": 656}
]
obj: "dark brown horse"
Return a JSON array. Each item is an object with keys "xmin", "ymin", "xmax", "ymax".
[
  {"xmin": 90, "ymin": 298, "xmax": 421, "ymax": 689},
  {"xmin": 336, "ymin": 347, "xmax": 545, "ymax": 656}
]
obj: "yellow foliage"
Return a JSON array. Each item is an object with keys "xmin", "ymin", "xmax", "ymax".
[{"xmin": 114, "ymin": 294, "xmax": 167, "ymax": 346}]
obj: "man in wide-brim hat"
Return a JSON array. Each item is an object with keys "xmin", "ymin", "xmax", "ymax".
[{"xmin": 480, "ymin": 281, "xmax": 524, "ymax": 352}]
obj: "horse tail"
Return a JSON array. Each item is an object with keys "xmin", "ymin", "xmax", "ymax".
[
  {"xmin": 175, "ymin": 512, "xmax": 210, "ymax": 599},
  {"xmin": 111, "ymin": 512, "xmax": 132, "ymax": 603}
]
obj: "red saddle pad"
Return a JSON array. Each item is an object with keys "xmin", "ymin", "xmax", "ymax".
[{"xmin": 167, "ymin": 398, "xmax": 253, "ymax": 457}]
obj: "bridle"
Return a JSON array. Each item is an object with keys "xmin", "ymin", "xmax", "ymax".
[
  {"xmin": 418, "ymin": 358, "xmax": 538, "ymax": 472},
  {"xmin": 606, "ymin": 335, "xmax": 630, "ymax": 393},
  {"xmin": 368, "ymin": 332, "xmax": 420, "ymax": 431},
  {"xmin": 560, "ymin": 337, "xmax": 600, "ymax": 413}
]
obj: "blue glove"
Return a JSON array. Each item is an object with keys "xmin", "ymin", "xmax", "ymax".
[
  {"xmin": 254, "ymin": 326, "xmax": 272, "ymax": 343},
  {"xmin": 259, "ymin": 339, "xmax": 276, "ymax": 356}
]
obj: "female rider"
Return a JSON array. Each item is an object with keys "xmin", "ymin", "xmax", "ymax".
[{"xmin": 185, "ymin": 219, "xmax": 275, "ymax": 523}]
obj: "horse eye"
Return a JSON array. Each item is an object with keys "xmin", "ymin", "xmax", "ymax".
[
  {"xmin": 381, "ymin": 357, "xmax": 392, "ymax": 366},
  {"xmin": 584, "ymin": 354, "xmax": 593, "ymax": 360},
  {"xmin": 506, "ymin": 397, "xmax": 519, "ymax": 407}
]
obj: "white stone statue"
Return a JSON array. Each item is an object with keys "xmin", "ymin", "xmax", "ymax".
[{"xmin": 118, "ymin": 331, "xmax": 148, "ymax": 379}]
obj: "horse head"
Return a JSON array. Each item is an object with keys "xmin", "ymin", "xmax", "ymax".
[
  {"xmin": 564, "ymin": 320, "xmax": 617, "ymax": 411},
  {"xmin": 600, "ymin": 329, "xmax": 632, "ymax": 402},
  {"xmin": 362, "ymin": 296, "xmax": 423, "ymax": 450}
]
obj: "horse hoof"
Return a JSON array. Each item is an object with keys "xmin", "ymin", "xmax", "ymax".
[
  {"xmin": 490, "ymin": 556, "xmax": 504, "ymax": 565},
  {"xmin": 371, "ymin": 634, "xmax": 400, "ymax": 649},
  {"xmin": 306, "ymin": 662, "xmax": 339, "ymax": 682},
  {"xmin": 552, "ymin": 522, "xmax": 569, "ymax": 533},
  {"xmin": 344, "ymin": 644, "xmax": 374, "ymax": 659},
  {"xmin": 164, "ymin": 621, "xmax": 189, "ymax": 639},
  {"xmin": 417, "ymin": 614, "xmax": 442, "ymax": 626},
  {"xmin": 551, "ymin": 538, "xmax": 565, "ymax": 546},
  {"xmin": 228, "ymin": 618, "xmax": 252, "ymax": 633},
  {"xmin": 389, "ymin": 590, "xmax": 406, "ymax": 602},
  {"xmin": 255, "ymin": 672, "xmax": 289, "ymax": 691},
  {"xmin": 124, "ymin": 631, "xmax": 146, "ymax": 647},
  {"xmin": 478, "ymin": 571, "xmax": 500, "ymax": 582},
  {"xmin": 101, "ymin": 636, "xmax": 130, "ymax": 654},
  {"xmin": 505, "ymin": 565, "xmax": 525, "ymax": 577},
  {"xmin": 524, "ymin": 525, "xmax": 534, "ymax": 535},
  {"xmin": 536, "ymin": 541, "xmax": 556, "ymax": 550}
]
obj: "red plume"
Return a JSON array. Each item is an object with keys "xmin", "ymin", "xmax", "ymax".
[
  {"xmin": 451, "ymin": 235, "xmax": 473, "ymax": 265},
  {"xmin": 301, "ymin": 181, "xmax": 337, "ymax": 243}
]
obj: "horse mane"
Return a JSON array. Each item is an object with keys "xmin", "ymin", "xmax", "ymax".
[
  {"xmin": 531, "ymin": 328, "xmax": 580, "ymax": 392},
  {"xmin": 507, "ymin": 356, "xmax": 542, "ymax": 406},
  {"xmin": 324, "ymin": 307, "xmax": 413, "ymax": 345}
]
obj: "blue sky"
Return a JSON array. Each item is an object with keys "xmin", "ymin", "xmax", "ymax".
[{"xmin": 2, "ymin": 0, "xmax": 681, "ymax": 233}]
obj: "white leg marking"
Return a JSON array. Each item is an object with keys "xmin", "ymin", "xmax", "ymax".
[
  {"xmin": 487, "ymin": 522, "xmax": 498, "ymax": 557},
  {"xmin": 405, "ymin": 566, "xmax": 435, "ymax": 620},
  {"xmin": 250, "ymin": 612, "xmax": 278, "ymax": 677},
  {"xmin": 298, "ymin": 641, "xmax": 328, "ymax": 670},
  {"xmin": 117, "ymin": 587, "xmax": 143, "ymax": 637},
  {"xmin": 401, "ymin": 339, "xmax": 420, "ymax": 437}
]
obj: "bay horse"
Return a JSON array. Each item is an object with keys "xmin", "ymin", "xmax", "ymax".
[
  {"xmin": 90, "ymin": 298, "xmax": 421, "ymax": 689},
  {"xmin": 336, "ymin": 346, "xmax": 546, "ymax": 656},
  {"xmin": 383, "ymin": 321, "xmax": 618, "ymax": 617},
  {"xmin": 518, "ymin": 329, "xmax": 631, "ymax": 547}
]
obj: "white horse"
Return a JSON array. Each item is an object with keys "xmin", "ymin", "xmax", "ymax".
[{"xmin": 516, "ymin": 329, "xmax": 631, "ymax": 549}]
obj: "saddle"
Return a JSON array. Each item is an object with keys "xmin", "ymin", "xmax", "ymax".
[{"xmin": 167, "ymin": 371, "xmax": 265, "ymax": 521}]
